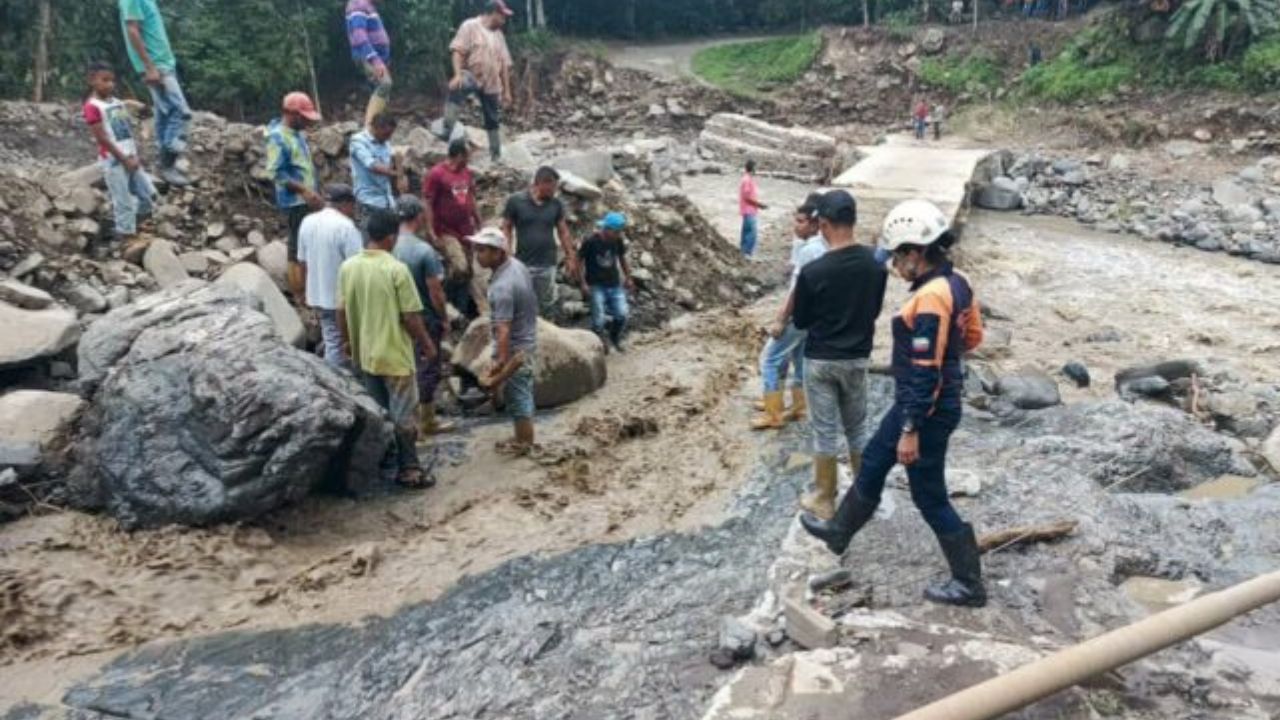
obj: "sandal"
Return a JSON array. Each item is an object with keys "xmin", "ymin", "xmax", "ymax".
[{"xmin": 396, "ymin": 467, "xmax": 436, "ymax": 490}]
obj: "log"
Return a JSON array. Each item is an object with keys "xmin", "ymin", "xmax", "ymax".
[{"xmin": 978, "ymin": 520, "xmax": 1078, "ymax": 553}]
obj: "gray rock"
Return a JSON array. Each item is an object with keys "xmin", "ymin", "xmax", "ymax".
[
  {"xmin": 454, "ymin": 318, "xmax": 606, "ymax": 409},
  {"xmin": 1063, "ymin": 362, "xmax": 1091, "ymax": 388},
  {"xmin": 920, "ymin": 27, "xmax": 946, "ymax": 54},
  {"xmin": 49, "ymin": 360, "xmax": 75, "ymax": 379},
  {"xmin": 10, "ymin": 252, "xmax": 45, "ymax": 278},
  {"xmin": 1060, "ymin": 170, "xmax": 1087, "ymax": 186},
  {"xmin": 256, "ymin": 240, "xmax": 290, "ymax": 291},
  {"xmin": 974, "ymin": 177, "xmax": 1023, "ymax": 210},
  {"xmin": 179, "ymin": 251, "xmax": 212, "ymax": 275},
  {"xmin": 0, "ymin": 278, "xmax": 54, "ymax": 310},
  {"xmin": 1262, "ymin": 425, "xmax": 1280, "ymax": 474},
  {"xmin": 65, "ymin": 283, "xmax": 108, "ymax": 314},
  {"xmin": 246, "ymin": 230, "xmax": 267, "ymax": 248},
  {"xmin": 550, "ymin": 151, "xmax": 615, "ymax": 185},
  {"xmin": 647, "ymin": 104, "xmax": 666, "ymax": 118},
  {"xmin": 74, "ymin": 282, "xmax": 393, "ymax": 528},
  {"xmin": 104, "ymin": 287, "xmax": 130, "ymax": 310},
  {"xmin": 1239, "ymin": 166, "xmax": 1264, "ymax": 183},
  {"xmin": 205, "ymin": 222, "xmax": 226, "ymax": 240},
  {"xmin": 215, "ymin": 263, "xmax": 304, "ymax": 346},
  {"xmin": 1164, "ymin": 141, "xmax": 1202, "ymax": 159},
  {"xmin": 1122, "ymin": 375, "xmax": 1171, "ymax": 398},
  {"xmin": 665, "ymin": 98, "xmax": 687, "ymax": 117},
  {"xmin": 1052, "ymin": 159, "xmax": 1082, "ymax": 175},
  {"xmin": 1225, "ymin": 203, "xmax": 1264, "ymax": 224},
  {"xmin": 143, "ymin": 239, "xmax": 191, "ymax": 288},
  {"xmin": 994, "ymin": 370, "xmax": 1062, "ymax": 409},
  {"xmin": 1212, "ymin": 177, "xmax": 1253, "ymax": 208},
  {"xmin": 1115, "ymin": 359, "xmax": 1200, "ymax": 390},
  {"xmin": 558, "ymin": 170, "xmax": 603, "ymax": 200},
  {"xmin": 0, "ymin": 302, "xmax": 80, "ymax": 369},
  {"xmin": 1108, "ymin": 154, "xmax": 1130, "ymax": 171},
  {"xmin": 717, "ymin": 616, "xmax": 756, "ymax": 663},
  {"xmin": 0, "ymin": 389, "xmax": 84, "ymax": 458}
]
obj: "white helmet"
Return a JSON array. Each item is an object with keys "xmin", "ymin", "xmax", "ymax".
[{"xmin": 879, "ymin": 199, "xmax": 950, "ymax": 254}]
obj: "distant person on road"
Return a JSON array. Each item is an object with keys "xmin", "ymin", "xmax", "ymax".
[
  {"xmin": 424, "ymin": 138, "xmax": 486, "ymax": 318},
  {"xmin": 349, "ymin": 112, "xmax": 405, "ymax": 220},
  {"xmin": 950, "ymin": 0, "xmax": 964, "ymax": 23},
  {"xmin": 800, "ymin": 199, "xmax": 987, "ymax": 608},
  {"xmin": 933, "ymin": 103, "xmax": 946, "ymax": 141},
  {"xmin": 443, "ymin": 0, "xmax": 515, "ymax": 161},
  {"xmin": 791, "ymin": 190, "xmax": 887, "ymax": 521},
  {"xmin": 577, "ymin": 211, "xmax": 635, "ymax": 353},
  {"xmin": 502, "ymin": 166, "xmax": 576, "ymax": 319},
  {"xmin": 118, "ymin": 0, "xmax": 191, "ymax": 187},
  {"xmin": 1028, "ymin": 42, "xmax": 1043, "ymax": 66},
  {"xmin": 751, "ymin": 193, "xmax": 827, "ymax": 431},
  {"xmin": 394, "ymin": 195, "xmax": 454, "ymax": 437},
  {"xmin": 338, "ymin": 209, "xmax": 436, "ymax": 489},
  {"xmin": 83, "ymin": 61, "xmax": 158, "ymax": 259},
  {"xmin": 266, "ymin": 91, "xmax": 323, "ymax": 299},
  {"xmin": 297, "ymin": 183, "xmax": 363, "ymax": 369},
  {"xmin": 472, "ymin": 227, "xmax": 540, "ymax": 454},
  {"xmin": 739, "ymin": 159, "xmax": 767, "ymax": 258},
  {"xmin": 913, "ymin": 99, "xmax": 929, "ymax": 140},
  {"xmin": 345, "ymin": 0, "xmax": 393, "ymax": 129}
]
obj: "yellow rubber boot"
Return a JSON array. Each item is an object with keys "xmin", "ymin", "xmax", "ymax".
[
  {"xmin": 418, "ymin": 403, "xmax": 456, "ymax": 437},
  {"xmin": 784, "ymin": 386, "xmax": 807, "ymax": 422},
  {"xmin": 750, "ymin": 391, "xmax": 787, "ymax": 431},
  {"xmin": 800, "ymin": 456, "xmax": 838, "ymax": 520}
]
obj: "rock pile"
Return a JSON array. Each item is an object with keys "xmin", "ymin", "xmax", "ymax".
[
  {"xmin": 974, "ymin": 150, "xmax": 1280, "ymax": 264},
  {"xmin": 699, "ymin": 113, "xmax": 837, "ymax": 182},
  {"xmin": 73, "ymin": 281, "xmax": 392, "ymax": 528}
]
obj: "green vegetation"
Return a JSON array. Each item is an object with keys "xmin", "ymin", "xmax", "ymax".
[
  {"xmin": 1242, "ymin": 34, "xmax": 1280, "ymax": 86},
  {"xmin": 1166, "ymin": 0, "xmax": 1280, "ymax": 61},
  {"xmin": 881, "ymin": 10, "xmax": 919, "ymax": 41},
  {"xmin": 1021, "ymin": 55, "xmax": 1137, "ymax": 102},
  {"xmin": 691, "ymin": 33, "xmax": 823, "ymax": 97},
  {"xmin": 919, "ymin": 51, "xmax": 1003, "ymax": 95}
]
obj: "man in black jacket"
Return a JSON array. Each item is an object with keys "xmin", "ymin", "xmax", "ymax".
[{"xmin": 792, "ymin": 190, "xmax": 888, "ymax": 519}]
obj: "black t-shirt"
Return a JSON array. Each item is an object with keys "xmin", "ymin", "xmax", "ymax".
[
  {"xmin": 503, "ymin": 191, "xmax": 565, "ymax": 268},
  {"xmin": 577, "ymin": 232, "xmax": 626, "ymax": 287},
  {"xmin": 793, "ymin": 244, "xmax": 888, "ymax": 360}
]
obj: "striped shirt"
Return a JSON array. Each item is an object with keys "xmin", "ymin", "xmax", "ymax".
[
  {"xmin": 264, "ymin": 119, "xmax": 317, "ymax": 209},
  {"xmin": 346, "ymin": 0, "xmax": 391, "ymax": 67}
]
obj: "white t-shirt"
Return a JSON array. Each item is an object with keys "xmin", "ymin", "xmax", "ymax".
[
  {"xmin": 298, "ymin": 207, "xmax": 364, "ymax": 310},
  {"xmin": 790, "ymin": 233, "xmax": 829, "ymax": 289},
  {"xmin": 84, "ymin": 96, "xmax": 138, "ymax": 159}
]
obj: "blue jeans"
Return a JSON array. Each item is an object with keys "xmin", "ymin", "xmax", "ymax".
[
  {"xmin": 148, "ymin": 71, "xmax": 191, "ymax": 156},
  {"xmin": 101, "ymin": 157, "xmax": 156, "ymax": 237},
  {"xmin": 914, "ymin": 119, "xmax": 927, "ymax": 139},
  {"xmin": 853, "ymin": 404, "xmax": 965, "ymax": 537},
  {"xmin": 316, "ymin": 309, "xmax": 349, "ymax": 370},
  {"xmin": 504, "ymin": 353, "xmax": 537, "ymax": 420},
  {"xmin": 740, "ymin": 215, "xmax": 759, "ymax": 257},
  {"xmin": 760, "ymin": 323, "xmax": 806, "ymax": 392},
  {"xmin": 589, "ymin": 285, "xmax": 629, "ymax": 334}
]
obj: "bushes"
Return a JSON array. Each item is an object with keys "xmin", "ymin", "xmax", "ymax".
[
  {"xmin": 1021, "ymin": 56, "xmax": 1137, "ymax": 102},
  {"xmin": 691, "ymin": 33, "xmax": 823, "ymax": 96},
  {"xmin": 919, "ymin": 51, "xmax": 1004, "ymax": 95},
  {"xmin": 1242, "ymin": 34, "xmax": 1280, "ymax": 88}
]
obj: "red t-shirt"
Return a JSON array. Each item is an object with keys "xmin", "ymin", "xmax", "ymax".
[{"xmin": 424, "ymin": 162, "xmax": 478, "ymax": 240}]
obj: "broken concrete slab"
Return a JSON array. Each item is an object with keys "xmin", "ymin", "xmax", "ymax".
[
  {"xmin": 700, "ymin": 113, "xmax": 836, "ymax": 183},
  {"xmin": 215, "ymin": 262, "xmax": 304, "ymax": 346},
  {"xmin": 783, "ymin": 594, "xmax": 837, "ymax": 650},
  {"xmin": 0, "ymin": 301, "xmax": 80, "ymax": 369}
]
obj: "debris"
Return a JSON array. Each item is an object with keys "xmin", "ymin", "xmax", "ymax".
[
  {"xmin": 1062, "ymin": 362, "xmax": 1091, "ymax": 388},
  {"xmin": 783, "ymin": 593, "xmax": 837, "ymax": 650},
  {"xmin": 808, "ymin": 568, "xmax": 854, "ymax": 593},
  {"xmin": 978, "ymin": 520, "xmax": 1079, "ymax": 553},
  {"xmin": 717, "ymin": 616, "xmax": 757, "ymax": 664}
]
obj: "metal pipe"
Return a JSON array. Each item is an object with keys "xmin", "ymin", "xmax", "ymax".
[{"xmin": 894, "ymin": 569, "xmax": 1280, "ymax": 720}]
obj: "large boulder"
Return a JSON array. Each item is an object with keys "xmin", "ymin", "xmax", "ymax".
[
  {"xmin": 256, "ymin": 240, "xmax": 290, "ymax": 291},
  {"xmin": 454, "ymin": 318, "xmax": 607, "ymax": 409},
  {"xmin": 0, "ymin": 301, "xmax": 80, "ymax": 369},
  {"xmin": 974, "ymin": 176, "xmax": 1023, "ymax": 210},
  {"xmin": 215, "ymin": 262, "xmax": 305, "ymax": 346},
  {"xmin": 74, "ymin": 282, "xmax": 393, "ymax": 528},
  {"xmin": 550, "ymin": 150, "xmax": 616, "ymax": 186},
  {"xmin": 994, "ymin": 370, "xmax": 1062, "ymax": 410}
]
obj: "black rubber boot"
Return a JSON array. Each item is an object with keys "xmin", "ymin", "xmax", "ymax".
[
  {"xmin": 799, "ymin": 486, "xmax": 878, "ymax": 555},
  {"xmin": 608, "ymin": 318, "xmax": 626, "ymax": 353},
  {"xmin": 923, "ymin": 523, "xmax": 987, "ymax": 607}
]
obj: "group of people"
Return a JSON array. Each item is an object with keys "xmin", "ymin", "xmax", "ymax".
[
  {"xmin": 748, "ymin": 184, "xmax": 989, "ymax": 608},
  {"xmin": 87, "ymin": 0, "xmax": 636, "ymax": 488},
  {"xmin": 913, "ymin": 98, "xmax": 946, "ymax": 141}
]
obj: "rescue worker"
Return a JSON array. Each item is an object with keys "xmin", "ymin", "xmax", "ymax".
[{"xmin": 799, "ymin": 199, "xmax": 987, "ymax": 608}]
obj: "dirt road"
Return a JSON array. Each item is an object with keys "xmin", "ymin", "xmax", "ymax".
[{"xmin": 605, "ymin": 35, "xmax": 782, "ymax": 82}]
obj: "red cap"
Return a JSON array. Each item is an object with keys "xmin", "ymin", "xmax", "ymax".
[
  {"xmin": 486, "ymin": 0, "xmax": 514, "ymax": 16},
  {"xmin": 282, "ymin": 92, "xmax": 321, "ymax": 122}
]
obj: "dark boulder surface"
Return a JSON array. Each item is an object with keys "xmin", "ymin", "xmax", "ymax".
[{"xmin": 72, "ymin": 281, "xmax": 393, "ymax": 529}]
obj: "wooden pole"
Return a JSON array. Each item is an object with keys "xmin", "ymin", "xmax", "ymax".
[
  {"xmin": 894, "ymin": 570, "xmax": 1280, "ymax": 720},
  {"xmin": 33, "ymin": 0, "xmax": 53, "ymax": 103}
]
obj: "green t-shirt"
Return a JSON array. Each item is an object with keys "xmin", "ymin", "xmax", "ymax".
[
  {"xmin": 338, "ymin": 249, "xmax": 424, "ymax": 377},
  {"xmin": 119, "ymin": 0, "xmax": 177, "ymax": 74}
]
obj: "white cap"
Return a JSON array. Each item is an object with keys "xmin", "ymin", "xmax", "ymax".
[{"xmin": 467, "ymin": 227, "xmax": 507, "ymax": 251}]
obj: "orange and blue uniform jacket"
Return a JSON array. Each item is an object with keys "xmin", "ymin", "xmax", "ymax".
[{"xmin": 891, "ymin": 263, "xmax": 984, "ymax": 425}]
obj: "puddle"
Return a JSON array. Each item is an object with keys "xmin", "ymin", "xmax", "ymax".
[
  {"xmin": 1180, "ymin": 475, "xmax": 1265, "ymax": 501},
  {"xmin": 1120, "ymin": 576, "xmax": 1203, "ymax": 613}
]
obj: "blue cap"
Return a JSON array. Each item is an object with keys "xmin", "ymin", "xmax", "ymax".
[{"xmin": 597, "ymin": 212, "xmax": 627, "ymax": 231}]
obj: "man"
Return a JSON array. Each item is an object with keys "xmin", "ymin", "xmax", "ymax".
[
  {"xmin": 424, "ymin": 138, "xmax": 485, "ymax": 317},
  {"xmin": 577, "ymin": 211, "xmax": 634, "ymax": 353},
  {"xmin": 444, "ymin": 0, "xmax": 514, "ymax": 161},
  {"xmin": 350, "ymin": 112, "xmax": 405, "ymax": 220},
  {"xmin": 751, "ymin": 194, "xmax": 827, "ymax": 431},
  {"xmin": 118, "ymin": 0, "xmax": 190, "ymax": 187},
  {"xmin": 502, "ymin": 166, "xmax": 576, "ymax": 319},
  {"xmin": 792, "ymin": 190, "xmax": 888, "ymax": 520},
  {"xmin": 913, "ymin": 99, "xmax": 929, "ymax": 141},
  {"xmin": 394, "ymin": 195, "xmax": 454, "ymax": 436},
  {"xmin": 472, "ymin": 227, "xmax": 539, "ymax": 452},
  {"xmin": 83, "ymin": 61, "xmax": 158, "ymax": 256},
  {"xmin": 266, "ymin": 91, "xmax": 324, "ymax": 299},
  {"xmin": 338, "ymin": 209, "xmax": 436, "ymax": 489},
  {"xmin": 346, "ymin": 0, "xmax": 393, "ymax": 129},
  {"xmin": 297, "ymin": 184, "xmax": 364, "ymax": 369},
  {"xmin": 933, "ymin": 103, "xmax": 946, "ymax": 141},
  {"xmin": 739, "ymin": 159, "xmax": 766, "ymax": 258}
]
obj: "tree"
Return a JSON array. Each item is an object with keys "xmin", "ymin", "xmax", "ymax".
[
  {"xmin": 1166, "ymin": 0, "xmax": 1280, "ymax": 60},
  {"xmin": 33, "ymin": 0, "xmax": 51, "ymax": 102}
]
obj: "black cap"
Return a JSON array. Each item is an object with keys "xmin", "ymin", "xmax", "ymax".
[
  {"xmin": 817, "ymin": 190, "xmax": 857, "ymax": 226},
  {"xmin": 798, "ymin": 192, "xmax": 825, "ymax": 217},
  {"xmin": 325, "ymin": 183, "xmax": 356, "ymax": 204}
]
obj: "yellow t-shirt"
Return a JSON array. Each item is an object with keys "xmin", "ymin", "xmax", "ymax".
[{"xmin": 338, "ymin": 249, "xmax": 423, "ymax": 377}]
